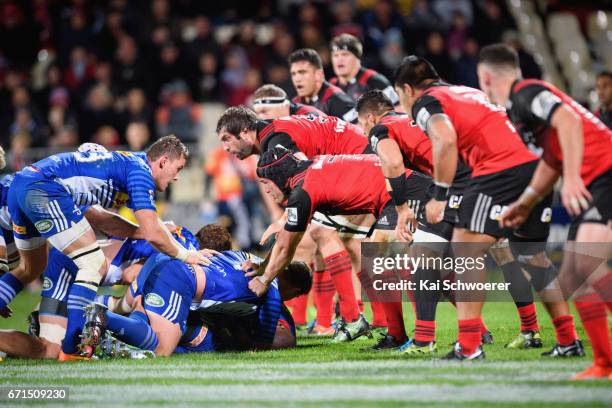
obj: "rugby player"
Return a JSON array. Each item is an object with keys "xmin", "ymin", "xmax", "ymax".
[
  {"xmin": 289, "ymin": 48, "xmax": 357, "ymax": 123},
  {"xmin": 393, "ymin": 56, "xmax": 578, "ymax": 360},
  {"xmin": 253, "ymin": 84, "xmax": 325, "ymax": 120},
  {"xmin": 250, "ymin": 147, "xmax": 453, "ymax": 341},
  {"xmin": 216, "ymin": 106, "xmax": 388, "ymax": 337},
  {"xmin": 0, "ymin": 136, "xmax": 210, "ymax": 359},
  {"xmin": 478, "ymin": 44, "xmax": 612, "ymax": 379},
  {"xmin": 85, "ymin": 241, "xmax": 311, "ymax": 356},
  {"xmin": 330, "ymin": 33, "xmax": 398, "ymax": 105},
  {"xmin": 0, "ymin": 227, "xmax": 199, "ymax": 359}
]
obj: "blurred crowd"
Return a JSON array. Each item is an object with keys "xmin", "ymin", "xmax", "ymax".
[{"xmin": 0, "ymin": 0, "xmax": 609, "ymax": 249}]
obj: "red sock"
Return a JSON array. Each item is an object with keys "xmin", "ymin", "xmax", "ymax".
[
  {"xmin": 592, "ymin": 271, "xmax": 612, "ymax": 313},
  {"xmin": 575, "ymin": 295, "xmax": 612, "ymax": 368},
  {"xmin": 552, "ymin": 314, "xmax": 578, "ymax": 345},
  {"xmin": 325, "ymin": 250, "xmax": 359, "ymax": 322},
  {"xmin": 370, "ymin": 301, "xmax": 387, "ymax": 327},
  {"xmin": 458, "ymin": 318, "xmax": 482, "ymax": 355},
  {"xmin": 517, "ymin": 303, "xmax": 539, "ymax": 332},
  {"xmin": 290, "ymin": 294, "xmax": 308, "ymax": 326},
  {"xmin": 357, "ymin": 299, "xmax": 365, "ymax": 313},
  {"xmin": 414, "ymin": 319, "xmax": 436, "ymax": 343},
  {"xmin": 480, "ymin": 317, "xmax": 489, "ymax": 335},
  {"xmin": 381, "ymin": 301, "xmax": 407, "ymax": 342},
  {"xmin": 313, "ymin": 270, "xmax": 335, "ymax": 327}
]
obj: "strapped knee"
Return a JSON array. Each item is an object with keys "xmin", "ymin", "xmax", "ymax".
[{"xmin": 68, "ymin": 243, "xmax": 106, "ymax": 290}]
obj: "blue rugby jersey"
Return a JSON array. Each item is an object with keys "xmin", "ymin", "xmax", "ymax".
[{"xmin": 24, "ymin": 151, "xmax": 156, "ymax": 211}]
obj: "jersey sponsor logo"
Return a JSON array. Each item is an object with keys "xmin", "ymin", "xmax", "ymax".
[
  {"xmin": 34, "ymin": 220, "xmax": 54, "ymax": 233},
  {"xmin": 42, "ymin": 277, "xmax": 53, "ymax": 291},
  {"xmin": 112, "ymin": 192, "xmax": 129, "ymax": 209},
  {"xmin": 145, "ymin": 293, "xmax": 165, "ymax": 308},
  {"xmin": 287, "ymin": 207, "xmax": 298, "ymax": 225},
  {"xmin": 489, "ymin": 204, "xmax": 507, "ymax": 221},
  {"xmin": 377, "ymin": 216, "xmax": 389, "ymax": 225},
  {"xmin": 582, "ymin": 206, "xmax": 602, "ymax": 221},
  {"xmin": 531, "ymin": 90, "xmax": 562, "ymax": 121},
  {"xmin": 12, "ymin": 223, "xmax": 26, "ymax": 234}
]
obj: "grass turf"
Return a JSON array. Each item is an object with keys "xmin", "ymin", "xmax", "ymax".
[{"xmin": 1, "ymin": 291, "xmax": 611, "ymax": 407}]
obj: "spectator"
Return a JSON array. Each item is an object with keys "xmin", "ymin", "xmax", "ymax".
[
  {"xmin": 330, "ymin": 1, "xmax": 362, "ymax": 39},
  {"xmin": 60, "ymin": 10, "xmax": 94, "ymax": 63},
  {"xmin": 432, "ymin": 0, "xmax": 473, "ymax": 28},
  {"xmin": 362, "ymin": 0, "xmax": 405, "ymax": 52},
  {"xmin": 119, "ymin": 88, "xmax": 155, "ymax": 138},
  {"xmin": 94, "ymin": 126, "xmax": 120, "ymax": 147},
  {"xmin": 125, "ymin": 121, "xmax": 151, "ymax": 151},
  {"xmin": 453, "ymin": 38, "xmax": 479, "ymax": 88},
  {"xmin": 473, "ymin": 0, "xmax": 515, "ymax": 46},
  {"xmin": 156, "ymin": 80, "xmax": 200, "ymax": 143},
  {"xmin": 231, "ymin": 20, "xmax": 266, "ymax": 70},
  {"xmin": 0, "ymin": 3, "xmax": 39, "ymax": 69},
  {"xmin": 63, "ymin": 46, "xmax": 95, "ymax": 96},
  {"xmin": 186, "ymin": 16, "xmax": 220, "ymax": 64},
  {"xmin": 194, "ymin": 52, "xmax": 221, "ymax": 102},
  {"xmin": 154, "ymin": 42, "xmax": 191, "ymax": 97},
  {"xmin": 34, "ymin": 65, "xmax": 65, "ymax": 116},
  {"xmin": 595, "ymin": 71, "xmax": 612, "ymax": 129},
  {"xmin": 79, "ymin": 83, "xmax": 117, "ymax": 142},
  {"xmin": 49, "ymin": 125, "xmax": 79, "ymax": 149},
  {"xmin": 502, "ymin": 31, "xmax": 542, "ymax": 80},
  {"xmin": 404, "ymin": 0, "xmax": 441, "ymax": 51},
  {"xmin": 8, "ymin": 131, "xmax": 31, "ymax": 171},
  {"xmin": 447, "ymin": 11, "xmax": 470, "ymax": 60},
  {"xmin": 221, "ymin": 46, "xmax": 249, "ymax": 105},
  {"xmin": 422, "ymin": 31, "xmax": 452, "ymax": 81},
  {"xmin": 112, "ymin": 36, "xmax": 150, "ymax": 97}
]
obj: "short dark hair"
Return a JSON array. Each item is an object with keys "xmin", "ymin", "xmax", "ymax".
[
  {"xmin": 196, "ymin": 224, "xmax": 232, "ymax": 252},
  {"xmin": 280, "ymin": 261, "xmax": 312, "ymax": 296},
  {"xmin": 288, "ymin": 48, "xmax": 323, "ymax": 70},
  {"xmin": 216, "ymin": 106, "xmax": 258, "ymax": 136},
  {"xmin": 393, "ymin": 55, "xmax": 440, "ymax": 89},
  {"xmin": 146, "ymin": 135, "xmax": 189, "ymax": 161},
  {"xmin": 330, "ymin": 33, "xmax": 363, "ymax": 59},
  {"xmin": 597, "ymin": 70, "xmax": 612, "ymax": 80},
  {"xmin": 478, "ymin": 43, "xmax": 519, "ymax": 69},
  {"xmin": 356, "ymin": 90, "xmax": 394, "ymax": 115}
]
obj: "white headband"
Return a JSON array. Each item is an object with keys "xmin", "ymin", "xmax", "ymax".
[{"xmin": 253, "ymin": 97, "xmax": 289, "ymax": 107}]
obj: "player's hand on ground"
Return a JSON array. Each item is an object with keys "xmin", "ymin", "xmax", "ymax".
[
  {"xmin": 395, "ymin": 204, "xmax": 415, "ymax": 242},
  {"xmin": 560, "ymin": 176, "xmax": 591, "ymax": 216},
  {"xmin": 499, "ymin": 201, "xmax": 530, "ymax": 228},
  {"xmin": 248, "ymin": 276, "xmax": 270, "ymax": 296},
  {"xmin": 425, "ymin": 199, "xmax": 446, "ymax": 224},
  {"xmin": 242, "ymin": 259, "xmax": 262, "ymax": 277},
  {"xmin": 260, "ymin": 220, "xmax": 283, "ymax": 245},
  {"xmin": 0, "ymin": 305, "xmax": 12, "ymax": 318}
]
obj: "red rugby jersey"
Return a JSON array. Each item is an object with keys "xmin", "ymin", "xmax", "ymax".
[
  {"xmin": 412, "ymin": 84, "xmax": 537, "ymax": 177},
  {"xmin": 508, "ymin": 79, "xmax": 612, "ymax": 186},
  {"xmin": 257, "ymin": 114, "xmax": 370, "ymax": 157}
]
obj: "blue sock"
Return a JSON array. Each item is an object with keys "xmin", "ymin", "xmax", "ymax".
[
  {"xmin": 0, "ymin": 273, "xmax": 24, "ymax": 309},
  {"xmin": 62, "ymin": 283, "xmax": 97, "ymax": 354},
  {"xmin": 105, "ymin": 310, "xmax": 159, "ymax": 351},
  {"xmin": 95, "ymin": 295, "xmax": 111, "ymax": 308}
]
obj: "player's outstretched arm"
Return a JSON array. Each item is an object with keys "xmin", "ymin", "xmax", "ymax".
[
  {"xmin": 134, "ymin": 209, "xmax": 213, "ymax": 265},
  {"xmin": 425, "ymin": 114, "xmax": 458, "ymax": 224},
  {"xmin": 500, "ymin": 160, "xmax": 561, "ymax": 228},
  {"xmin": 248, "ymin": 229, "xmax": 303, "ymax": 296},
  {"xmin": 550, "ymin": 105, "xmax": 592, "ymax": 215}
]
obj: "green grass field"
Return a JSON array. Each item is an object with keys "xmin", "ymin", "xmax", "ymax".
[{"xmin": 1, "ymin": 291, "xmax": 611, "ymax": 407}]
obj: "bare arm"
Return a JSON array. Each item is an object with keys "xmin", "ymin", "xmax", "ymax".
[
  {"xmin": 84, "ymin": 205, "xmax": 143, "ymax": 239},
  {"xmin": 427, "ymin": 114, "xmax": 458, "ymax": 186}
]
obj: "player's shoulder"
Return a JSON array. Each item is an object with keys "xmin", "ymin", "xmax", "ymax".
[{"xmin": 362, "ymin": 68, "xmax": 391, "ymax": 87}]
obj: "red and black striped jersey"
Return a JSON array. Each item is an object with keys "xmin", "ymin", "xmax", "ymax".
[{"xmin": 330, "ymin": 67, "xmax": 398, "ymax": 104}]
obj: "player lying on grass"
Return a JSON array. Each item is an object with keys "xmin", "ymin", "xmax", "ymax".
[
  {"xmin": 0, "ymin": 227, "xmax": 200, "ymax": 359},
  {"xmin": 249, "ymin": 147, "xmax": 457, "ymax": 342},
  {"xmin": 82, "ymin": 241, "xmax": 311, "ymax": 357},
  {"xmin": 478, "ymin": 44, "xmax": 612, "ymax": 379},
  {"xmin": 218, "ymin": 105, "xmax": 387, "ymax": 335},
  {"xmin": 0, "ymin": 136, "xmax": 212, "ymax": 360}
]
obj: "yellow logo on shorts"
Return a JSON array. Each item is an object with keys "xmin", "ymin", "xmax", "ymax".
[
  {"xmin": 12, "ymin": 223, "xmax": 26, "ymax": 234},
  {"xmin": 112, "ymin": 192, "xmax": 129, "ymax": 209}
]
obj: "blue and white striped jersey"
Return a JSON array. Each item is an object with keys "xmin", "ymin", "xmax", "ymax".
[{"xmin": 27, "ymin": 151, "xmax": 156, "ymax": 211}]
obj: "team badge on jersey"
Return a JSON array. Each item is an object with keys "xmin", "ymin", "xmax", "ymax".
[
  {"xmin": 145, "ymin": 293, "xmax": 165, "ymax": 308},
  {"xmin": 287, "ymin": 208, "xmax": 298, "ymax": 225},
  {"xmin": 42, "ymin": 277, "xmax": 53, "ymax": 291},
  {"xmin": 35, "ymin": 220, "xmax": 54, "ymax": 233}
]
